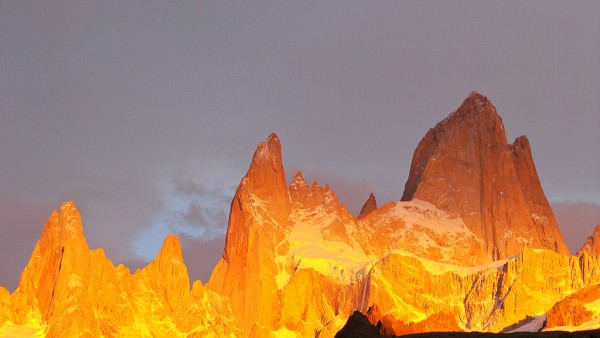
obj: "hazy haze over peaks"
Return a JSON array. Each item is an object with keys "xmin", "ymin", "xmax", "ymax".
[{"xmin": 0, "ymin": 1, "xmax": 599, "ymax": 290}]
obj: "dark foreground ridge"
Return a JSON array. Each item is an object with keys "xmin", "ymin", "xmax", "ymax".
[{"xmin": 335, "ymin": 311, "xmax": 600, "ymax": 338}]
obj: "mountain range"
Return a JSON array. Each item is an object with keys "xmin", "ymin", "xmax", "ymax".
[{"xmin": 1, "ymin": 92, "xmax": 599, "ymax": 337}]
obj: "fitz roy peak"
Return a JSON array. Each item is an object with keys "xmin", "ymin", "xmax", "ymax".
[
  {"xmin": 402, "ymin": 92, "xmax": 569, "ymax": 261},
  {"xmin": 2, "ymin": 92, "xmax": 600, "ymax": 338}
]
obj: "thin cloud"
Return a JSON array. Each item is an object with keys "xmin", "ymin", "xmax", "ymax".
[
  {"xmin": 174, "ymin": 178, "xmax": 207, "ymax": 197},
  {"xmin": 132, "ymin": 177, "xmax": 235, "ymax": 262},
  {"xmin": 182, "ymin": 202, "xmax": 208, "ymax": 227}
]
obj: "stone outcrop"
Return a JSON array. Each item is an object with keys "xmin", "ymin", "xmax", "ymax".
[
  {"xmin": 358, "ymin": 193, "xmax": 377, "ymax": 219},
  {"xmin": 203, "ymin": 121, "xmax": 583, "ymax": 337},
  {"xmin": 6, "ymin": 202, "xmax": 127, "ymax": 337},
  {"xmin": 0, "ymin": 287, "xmax": 9, "ymax": 328},
  {"xmin": 207, "ymin": 133, "xmax": 291, "ymax": 335},
  {"xmin": 364, "ymin": 249, "xmax": 600, "ymax": 334},
  {"xmin": 402, "ymin": 92, "xmax": 569, "ymax": 261},
  {"xmin": 1, "ymin": 202, "xmax": 234, "ymax": 337},
  {"xmin": 288, "ymin": 172, "xmax": 362, "ymax": 248},
  {"xmin": 335, "ymin": 311, "xmax": 382, "ymax": 338},
  {"xmin": 364, "ymin": 304, "xmax": 462, "ymax": 336},
  {"xmin": 133, "ymin": 234, "xmax": 189, "ymax": 311},
  {"xmin": 0, "ymin": 93, "xmax": 594, "ymax": 338},
  {"xmin": 207, "ymin": 134, "xmax": 365, "ymax": 337},
  {"xmin": 545, "ymin": 285, "xmax": 600, "ymax": 329},
  {"xmin": 358, "ymin": 200, "xmax": 487, "ymax": 265},
  {"xmin": 577, "ymin": 225, "xmax": 600, "ymax": 256}
]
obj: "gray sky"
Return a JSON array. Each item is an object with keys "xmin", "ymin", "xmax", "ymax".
[{"xmin": 1, "ymin": 1, "xmax": 599, "ymax": 291}]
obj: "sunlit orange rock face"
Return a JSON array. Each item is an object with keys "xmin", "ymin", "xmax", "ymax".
[
  {"xmin": 371, "ymin": 249, "xmax": 600, "ymax": 332},
  {"xmin": 402, "ymin": 92, "xmax": 569, "ymax": 261},
  {"xmin": 2, "ymin": 202, "xmax": 234, "ymax": 337},
  {"xmin": 358, "ymin": 200, "xmax": 487, "ymax": 266},
  {"xmin": 2, "ymin": 93, "xmax": 599, "ymax": 337},
  {"xmin": 0, "ymin": 287, "xmax": 9, "ymax": 328},
  {"xmin": 577, "ymin": 225, "xmax": 600, "ymax": 256},
  {"xmin": 206, "ymin": 130, "xmax": 490, "ymax": 336},
  {"xmin": 206, "ymin": 133, "xmax": 291, "ymax": 335},
  {"xmin": 203, "ymin": 94, "xmax": 582, "ymax": 336},
  {"xmin": 546, "ymin": 285, "xmax": 600, "ymax": 328},
  {"xmin": 206, "ymin": 134, "xmax": 365, "ymax": 336},
  {"xmin": 7, "ymin": 202, "xmax": 126, "ymax": 337}
]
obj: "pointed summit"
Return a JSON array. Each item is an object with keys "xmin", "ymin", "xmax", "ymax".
[
  {"xmin": 358, "ymin": 193, "xmax": 377, "ymax": 220},
  {"xmin": 289, "ymin": 171, "xmax": 310, "ymax": 205},
  {"xmin": 577, "ymin": 225, "xmax": 600, "ymax": 256},
  {"xmin": 13, "ymin": 202, "xmax": 89, "ymax": 323},
  {"xmin": 466, "ymin": 90, "xmax": 490, "ymax": 103},
  {"xmin": 291, "ymin": 171, "xmax": 307, "ymax": 187},
  {"xmin": 251, "ymin": 132, "xmax": 281, "ymax": 162},
  {"xmin": 402, "ymin": 93, "xmax": 506, "ymax": 202},
  {"xmin": 38, "ymin": 201, "xmax": 85, "ymax": 244},
  {"xmin": 463, "ymin": 91, "xmax": 496, "ymax": 115},
  {"xmin": 208, "ymin": 133, "xmax": 291, "ymax": 334},
  {"xmin": 136, "ymin": 234, "xmax": 190, "ymax": 309},
  {"xmin": 244, "ymin": 132, "xmax": 288, "ymax": 202},
  {"xmin": 402, "ymin": 92, "xmax": 568, "ymax": 261},
  {"xmin": 8, "ymin": 201, "xmax": 126, "ymax": 336},
  {"xmin": 155, "ymin": 234, "xmax": 185, "ymax": 265}
]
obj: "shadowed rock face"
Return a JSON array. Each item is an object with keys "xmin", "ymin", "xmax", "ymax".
[
  {"xmin": 402, "ymin": 92, "xmax": 569, "ymax": 261},
  {"xmin": 335, "ymin": 311, "xmax": 383, "ymax": 338},
  {"xmin": 358, "ymin": 193, "xmax": 378, "ymax": 219}
]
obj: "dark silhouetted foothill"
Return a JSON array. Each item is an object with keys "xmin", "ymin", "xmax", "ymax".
[
  {"xmin": 336, "ymin": 310, "xmax": 600, "ymax": 338},
  {"xmin": 335, "ymin": 310, "xmax": 383, "ymax": 338}
]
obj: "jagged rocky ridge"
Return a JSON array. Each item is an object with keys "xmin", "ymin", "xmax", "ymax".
[
  {"xmin": 1, "ymin": 92, "xmax": 599, "ymax": 337},
  {"xmin": 577, "ymin": 226, "xmax": 600, "ymax": 257},
  {"xmin": 358, "ymin": 193, "xmax": 377, "ymax": 220},
  {"xmin": 0, "ymin": 202, "xmax": 234, "ymax": 337}
]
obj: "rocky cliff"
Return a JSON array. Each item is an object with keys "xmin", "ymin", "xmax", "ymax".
[
  {"xmin": 402, "ymin": 92, "xmax": 569, "ymax": 261},
  {"xmin": 358, "ymin": 193, "xmax": 377, "ymax": 219},
  {"xmin": 206, "ymin": 133, "xmax": 291, "ymax": 336},
  {"xmin": 577, "ymin": 225, "xmax": 600, "ymax": 257},
  {"xmin": 1, "ymin": 93, "xmax": 596, "ymax": 338},
  {"xmin": 0, "ymin": 202, "xmax": 234, "ymax": 337}
]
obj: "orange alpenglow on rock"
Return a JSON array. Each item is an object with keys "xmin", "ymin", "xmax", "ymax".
[
  {"xmin": 401, "ymin": 92, "xmax": 569, "ymax": 261},
  {"xmin": 577, "ymin": 225, "xmax": 600, "ymax": 256},
  {"xmin": 133, "ymin": 234, "xmax": 190, "ymax": 311},
  {"xmin": 357, "ymin": 193, "xmax": 377, "ymax": 220},
  {"xmin": 1, "ymin": 202, "xmax": 234, "ymax": 337},
  {"xmin": 2, "ymin": 93, "xmax": 599, "ymax": 338},
  {"xmin": 207, "ymin": 132, "xmax": 291, "ymax": 335},
  {"xmin": 545, "ymin": 284, "xmax": 600, "ymax": 329}
]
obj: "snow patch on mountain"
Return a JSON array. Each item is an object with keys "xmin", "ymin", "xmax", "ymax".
[
  {"xmin": 505, "ymin": 315, "xmax": 546, "ymax": 333},
  {"xmin": 386, "ymin": 250, "xmax": 512, "ymax": 277},
  {"xmin": 275, "ymin": 205, "xmax": 372, "ymax": 288}
]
